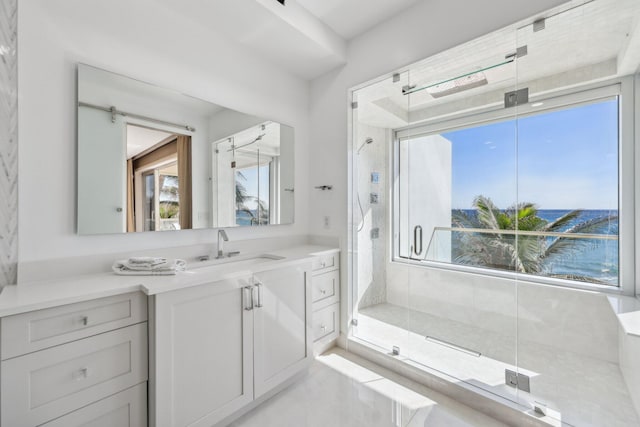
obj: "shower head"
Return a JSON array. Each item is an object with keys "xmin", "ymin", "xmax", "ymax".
[{"xmin": 356, "ymin": 137, "xmax": 374, "ymax": 154}]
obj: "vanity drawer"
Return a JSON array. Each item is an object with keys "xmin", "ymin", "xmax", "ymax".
[
  {"xmin": 313, "ymin": 303, "xmax": 338, "ymax": 342},
  {"xmin": 1, "ymin": 291, "xmax": 147, "ymax": 360},
  {"xmin": 41, "ymin": 383, "xmax": 147, "ymax": 427},
  {"xmin": 1, "ymin": 323, "xmax": 148, "ymax": 427},
  {"xmin": 312, "ymin": 252, "xmax": 339, "ymax": 273},
  {"xmin": 312, "ymin": 270, "xmax": 339, "ymax": 308}
]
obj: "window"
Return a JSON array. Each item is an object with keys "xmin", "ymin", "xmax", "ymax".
[
  {"xmin": 394, "ymin": 84, "xmax": 626, "ymax": 288},
  {"xmin": 235, "ymin": 163, "xmax": 271, "ymax": 226},
  {"xmin": 141, "ymin": 162, "xmax": 181, "ymax": 231}
]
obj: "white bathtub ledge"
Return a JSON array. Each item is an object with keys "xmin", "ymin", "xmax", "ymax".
[{"xmin": 607, "ymin": 295, "xmax": 640, "ymax": 336}]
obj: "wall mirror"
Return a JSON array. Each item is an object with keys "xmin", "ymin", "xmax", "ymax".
[{"xmin": 77, "ymin": 64, "xmax": 294, "ymax": 234}]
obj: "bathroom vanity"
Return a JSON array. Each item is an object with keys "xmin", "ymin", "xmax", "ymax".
[{"xmin": 0, "ymin": 245, "xmax": 340, "ymax": 427}]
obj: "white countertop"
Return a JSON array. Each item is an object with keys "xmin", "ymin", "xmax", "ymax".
[{"xmin": 0, "ymin": 245, "xmax": 339, "ymax": 318}]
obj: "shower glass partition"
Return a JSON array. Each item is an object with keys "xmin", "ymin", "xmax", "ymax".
[
  {"xmin": 350, "ymin": 26, "xmax": 521, "ymax": 406},
  {"xmin": 402, "ymin": 45, "xmax": 521, "ymax": 407},
  {"xmin": 351, "ymin": 70, "xmax": 411, "ymax": 355},
  {"xmin": 350, "ymin": 1, "xmax": 639, "ymax": 426}
]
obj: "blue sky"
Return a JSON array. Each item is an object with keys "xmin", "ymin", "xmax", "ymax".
[{"xmin": 444, "ymin": 99, "xmax": 619, "ymax": 210}]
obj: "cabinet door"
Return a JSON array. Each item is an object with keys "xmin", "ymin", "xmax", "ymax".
[
  {"xmin": 253, "ymin": 262, "xmax": 312, "ymax": 398},
  {"xmin": 153, "ymin": 276, "xmax": 254, "ymax": 427},
  {"xmin": 40, "ymin": 383, "xmax": 146, "ymax": 427}
]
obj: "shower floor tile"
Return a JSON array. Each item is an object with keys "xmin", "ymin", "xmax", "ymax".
[{"xmin": 357, "ymin": 303, "xmax": 639, "ymax": 427}]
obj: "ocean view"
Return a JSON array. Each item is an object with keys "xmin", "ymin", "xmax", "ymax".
[{"xmin": 452, "ymin": 209, "xmax": 619, "ymax": 285}]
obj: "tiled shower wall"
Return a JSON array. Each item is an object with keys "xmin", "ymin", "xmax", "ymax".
[{"xmin": 0, "ymin": 0, "xmax": 18, "ymax": 287}]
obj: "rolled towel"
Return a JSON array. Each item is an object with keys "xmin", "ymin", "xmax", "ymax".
[{"xmin": 112, "ymin": 259, "xmax": 187, "ymax": 276}]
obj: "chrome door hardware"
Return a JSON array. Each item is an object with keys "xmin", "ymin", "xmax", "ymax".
[
  {"xmin": 504, "ymin": 88, "xmax": 529, "ymax": 108},
  {"xmin": 533, "ymin": 401, "xmax": 548, "ymax": 416},
  {"xmin": 243, "ymin": 286, "xmax": 254, "ymax": 311},
  {"xmin": 254, "ymin": 282, "xmax": 264, "ymax": 308},
  {"xmin": 413, "ymin": 225, "xmax": 423, "ymax": 256},
  {"xmin": 392, "ymin": 346, "xmax": 400, "ymax": 356},
  {"xmin": 505, "ymin": 369, "xmax": 531, "ymax": 393}
]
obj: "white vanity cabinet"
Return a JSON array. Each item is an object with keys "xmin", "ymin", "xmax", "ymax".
[
  {"xmin": 0, "ymin": 292, "xmax": 148, "ymax": 427},
  {"xmin": 151, "ymin": 260, "xmax": 312, "ymax": 427},
  {"xmin": 311, "ymin": 250, "xmax": 340, "ymax": 353},
  {"xmin": 253, "ymin": 265, "xmax": 312, "ymax": 398}
]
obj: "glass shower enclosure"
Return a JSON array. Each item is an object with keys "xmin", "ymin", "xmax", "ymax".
[{"xmin": 349, "ymin": 1, "xmax": 639, "ymax": 425}]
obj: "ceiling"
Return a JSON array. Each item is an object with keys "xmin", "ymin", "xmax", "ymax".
[
  {"xmin": 296, "ymin": 0, "xmax": 421, "ymax": 40},
  {"xmin": 126, "ymin": 126, "xmax": 174, "ymax": 159},
  {"xmin": 152, "ymin": 0, "xmax": 421, "ymax": 79},
  {"xmin": 355, "ymin": 0, "xmax": 640, "ymax": 129}
]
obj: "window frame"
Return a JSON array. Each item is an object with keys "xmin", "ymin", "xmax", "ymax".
[{"xmin": 391, "ymin": 77, "xmax": 635, "ymax": 296}]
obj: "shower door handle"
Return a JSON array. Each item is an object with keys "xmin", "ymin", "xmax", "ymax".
[{"xmin": 413, "ymin": 225, "xmax": 423, "ymax": 256}]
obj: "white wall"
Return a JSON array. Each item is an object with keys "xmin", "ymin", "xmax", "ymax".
[
  {"xmin": 18, "ymin": 0, "xmax": 310, "ymax": 267},
  {"xmin": 308, "ymin": 0, "xmax": 568, "ymax": 239},
  {"xmin": 354, "ymin": 123, "xmax": 389, "ymax": 309},
  {"xmin": 386, "ymin": 263, "xmax": 620, "ymax": 363},
  {"xmin": 620, "ymin": 327, "xmax": 640, "ymax": 416}
]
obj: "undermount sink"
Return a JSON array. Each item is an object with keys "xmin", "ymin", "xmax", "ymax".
[{"xmin": 190, "ymin": 253, "xmax": 285, "ymax": 270}]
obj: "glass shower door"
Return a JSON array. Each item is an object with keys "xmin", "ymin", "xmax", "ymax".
[
  {"xmin": 512, "ymin": 2, "xmax": 638, "ymax": 425},
  {"xmin": 350, "ymin": 71, "xmax": 411, "ymax": 357},
  {"xmin": 402, "ymin": 40, "xmax": 521, "ymax": 404}
]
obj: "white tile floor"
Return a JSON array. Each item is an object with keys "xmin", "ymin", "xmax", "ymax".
[
  {"xmin": 230, "ymin": 348, "xmax": 508, "ymax": 427},
  {"xmin": 356, "ymin": 303, "xmax": 640, "ymax": 427}
]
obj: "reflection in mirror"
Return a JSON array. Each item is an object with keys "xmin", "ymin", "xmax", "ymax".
[
  {"xmin": 126, "ymin": 125, "xmax": 192, "ymax": 232},
  {"xmin": 76, "ymin": 64, "xmax": 294, "ymax": 234},
  {"xmin": 213, "ymin": 121, "xmax": 294, "ymax": 227}
]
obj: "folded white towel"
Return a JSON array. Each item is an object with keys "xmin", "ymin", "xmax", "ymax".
[
  {"xmin": 127, "ymin": 257, "xmax": 167, "ymax": 266},
  {"xmin": 122, "ymin": 261, "xmax": 170, "ymax": 272},
  {"xmin": 112, "ymin": 259, "xmax": 187, "ymax": 276}
]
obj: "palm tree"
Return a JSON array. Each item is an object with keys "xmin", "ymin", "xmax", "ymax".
[
  {"xmin": 235, "ymin": 172, "xmax": 255, "ymax": 223},
  {"xmin": 235, "ymin": 171, "xmax": 270, "ymax": 225},
  {"xmin": 451, "ymin": 195, "xmax": 617, "ymax": 282}
]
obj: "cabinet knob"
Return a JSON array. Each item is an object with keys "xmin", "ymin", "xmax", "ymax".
[
  {"xmin": 79, "ymin": 315, "xmax": 89, "ymax": 326},
  {"xmin": 73, "ymin": 367, "xmax": 90, "ymax": 381},
  {"xmin": 320, "ymin": 289, "xmax": 326, "ymax": 295}
]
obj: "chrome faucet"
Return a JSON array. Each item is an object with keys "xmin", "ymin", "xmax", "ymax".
[{"xmin": 217, "ymin": 229, "xmax": 229, "ymax": 259}]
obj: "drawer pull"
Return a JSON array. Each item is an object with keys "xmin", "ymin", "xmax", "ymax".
[
  {"xmin": 255, "ymin": 282, "xmax": 264, "ymax": 308},
  {"xmin": 320, "ymin": 325, "xmax": 326, "ymax": 332},
  {"xmin": 320, "ymin": 261, "xmax": 326, "ymax": 268},
  {"xmin": 73, "ymin": 367, "xmax": 90, "ymax": 381},
  {"xmin": 320, "ymin": 289, "xmax": 327, "ymax": 295},
  {"xmin": 79, "ymin": 316, "xmax": 89, "ymax": 326},
  {"xmin": 243, "ymin": 286, "xmax": 254, "ymax": 311}
]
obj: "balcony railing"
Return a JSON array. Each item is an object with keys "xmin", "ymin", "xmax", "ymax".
[{"xmin": 420, "ymin": 226, "xmax": 619, "ymax": 286}]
